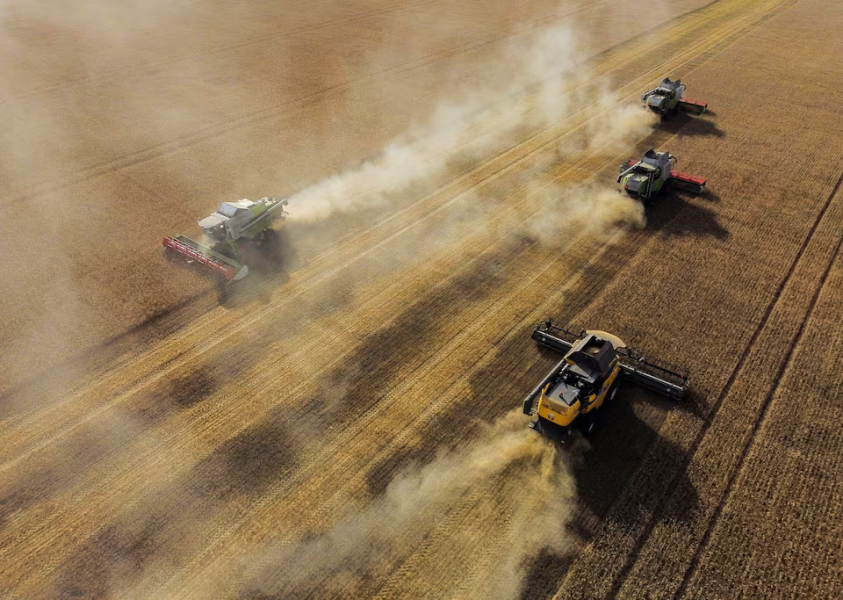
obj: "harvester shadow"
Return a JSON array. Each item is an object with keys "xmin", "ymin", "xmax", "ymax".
[
  {"xmin": 518, "ymin": 388, "xmax": 701, "ymax": 600},
  {"xmin": 699, "ymin": 188, "xmax": 722, "ymax": 203},
  {"xmin": 217, "ymin": 229, "xmax": 300, "ymax": 306},
  {"xmin": 655, "ymin": 193, "xmax": 729, "ymax": 241},
  {"xmin": 655, "ymin": 112, "xmax": 724, "ymax": 139},
  {"xmin": 672, "ymin": 384, "xmax": 708, "ymax": 422},
  {"xmin": 673, "ymin": 114, "xmax": 725, "ymax": 139}
]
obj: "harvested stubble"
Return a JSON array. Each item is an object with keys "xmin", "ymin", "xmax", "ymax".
[{"xmin": 3, "ymin": 0, "xmax": 843, "ymax": 599}]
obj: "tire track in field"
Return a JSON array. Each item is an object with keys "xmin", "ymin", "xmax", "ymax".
[
  {"xmin": 673, "ymin": 171, "xmax": 843, "ymax": 597},
  {"xmin": 607, "ymin": 166, "xmax": 843, "ymax": 597}
]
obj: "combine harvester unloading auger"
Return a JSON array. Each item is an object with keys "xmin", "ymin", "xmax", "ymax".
[
  {"xmin": 522, "ymin": 321, "xmax": 689, "ymax": 443},
  {"xmin": 163, "ymin": 196, "xmax": 288, "ymax": 282},
  {"xmin": 617, "ymin": 149, "xmax": 706, "ymax": 201},
  {"xmin": 641, "ymin": 77, "xmax": 708, "ymax": 118}
]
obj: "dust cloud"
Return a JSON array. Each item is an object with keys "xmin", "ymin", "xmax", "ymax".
[
  {"xmin": 241, "ymin": 411, "xmax": 576, "ymax": 599},
  {"xmin": 524, "ymin": 183, "xmax": 646, "ymax": 245},
  {"xmin": 289, "ymin": 23, "xmax": 655, "ymax": 226}
]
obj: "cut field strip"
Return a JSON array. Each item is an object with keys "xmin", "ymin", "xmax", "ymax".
[{"xmin": 673, "ymin": 171, "xmax": 843, "ymax": 597}]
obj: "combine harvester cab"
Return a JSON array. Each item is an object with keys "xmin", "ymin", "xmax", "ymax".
[
  {"xmin": 522, "ymin": 320, "xmax": 689, "ymax": 443},
  {"xmin": 642, "ymin": 77, "xmax": 708, "ymax": 117},
  {"xmin": 163, "ymin": 196, "xmax": 288, "ymax": 283},
  {"xmin": 618, "ymin": 149, "xmax": 706, "ymax": 200}
]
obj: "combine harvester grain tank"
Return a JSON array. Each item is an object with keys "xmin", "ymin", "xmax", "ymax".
[
  {"xmin": 522, "ymin": 320, "xmax": 689, "ymax": 442},
  {"xmin": 163, "ymin": 196, "xmax": 288, "ymax": 282}
]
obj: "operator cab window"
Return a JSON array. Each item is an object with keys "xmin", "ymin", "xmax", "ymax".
[{"xmin": 218, "ymin": 203, "xmax": 239, "ymax": 218}]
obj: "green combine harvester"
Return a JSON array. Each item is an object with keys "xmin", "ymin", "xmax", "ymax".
[
  {"xmin": 163, "ymin": 196, "xmax": 288, "ymax": 281},
  {"xmin": 617, "ymin": 149, "xmax": 707, "ymax": 201},
  {"xmin": 641, "ymin": 77, "xmax": 708, "ymax": 118}
]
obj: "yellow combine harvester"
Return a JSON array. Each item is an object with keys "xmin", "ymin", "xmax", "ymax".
[{"xmin": 522, "ymin": 321, "xmax": 689, "ymax": 442}]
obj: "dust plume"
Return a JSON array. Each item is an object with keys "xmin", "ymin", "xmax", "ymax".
[
  {"xmin": 288, "ymin": 22, "xmax": 656, "ymax": 224},
  {"xmin": 524, "ymin": 183, "xmax": 647, "ymax": 245},
  {"xmin": 240, "ymin": 411, "xmax": 576, "ymax": 599}
]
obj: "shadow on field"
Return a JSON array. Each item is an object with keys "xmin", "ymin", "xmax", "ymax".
[
  {"xmin": 661, "ymin": 195, "xmax": 729, "ymax": 241},
  {"xmin": 299, "ymin": 238, "xmax": 532, "ymax": 442},
  {"xmin": 677, "ymin": 116, "xmax": 725, "ymax": 139},
  {"xmin": 218, "ymin": 228, "xmax": 301, "ymax": 306},
  {"xmin": 518, "ymin": 388, "xmax": 700, "ymax": 600},
  {"xmin": 658, "ymin": 113, "xmax": 725, "ymax": 139},
  {"xmin": 46, "ymin": 411, "xmax": 304, "ymax": 599},
  {"xmin": 697, "ymin": 188, "xmax": 722, "ymax": 204}
]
